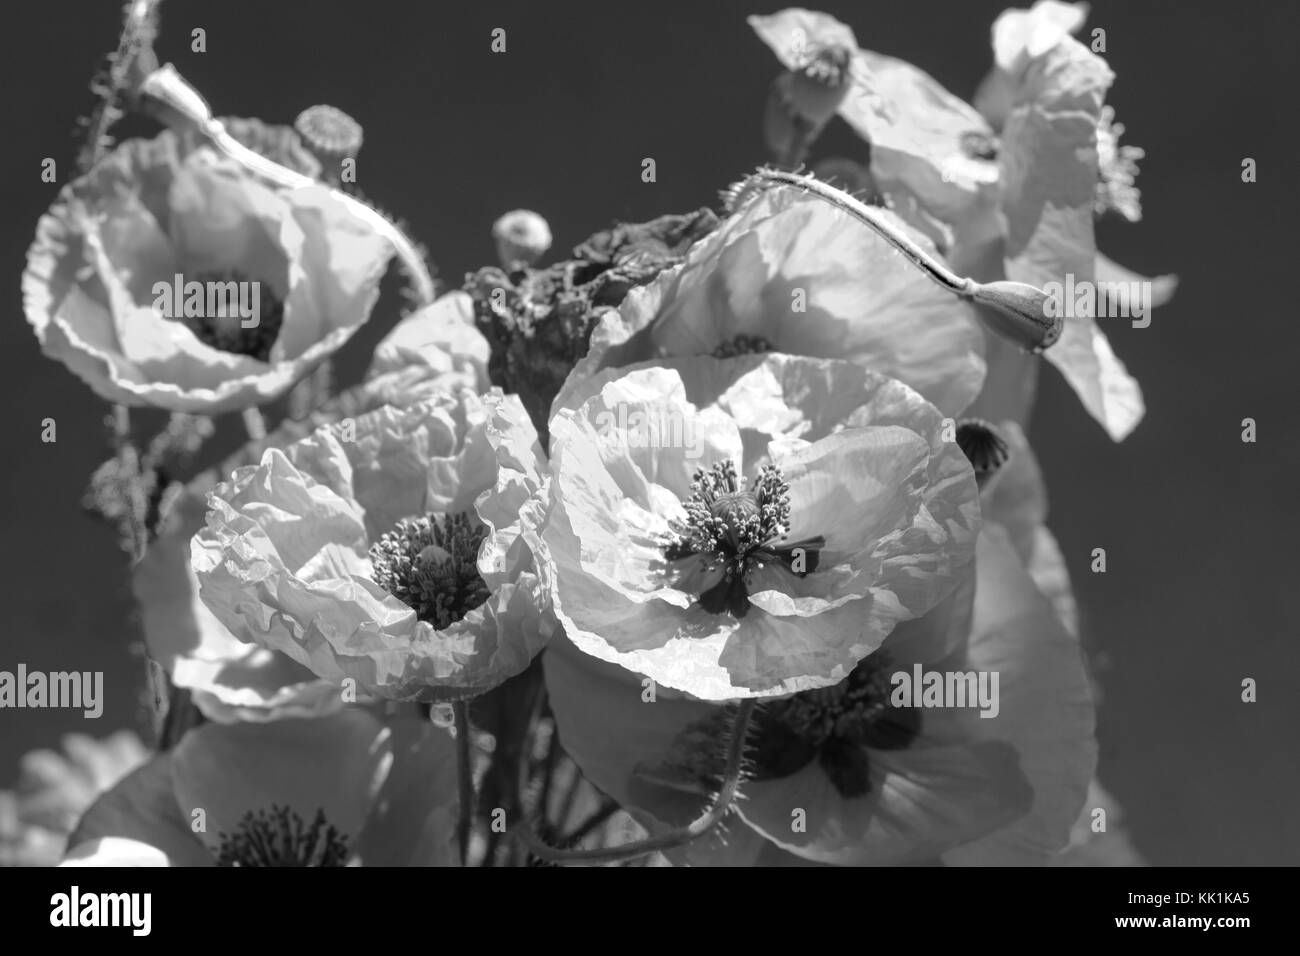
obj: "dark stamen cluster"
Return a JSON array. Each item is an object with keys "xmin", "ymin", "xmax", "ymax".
[
  {"xmin": 214, "ymin": 805, "xmax": 349, "ymax": 867},
  {"xmin": 955, "ymin": 418, "xmax": 1010, "ymax": 486},
  {"xmin": 798, "ymin": 45, "xmax": 852, "ymax": 89},
  {"xmin": 181, "ymin": 268, "xmax": 284, "ymax": 362},
  {"xmin": 369, "ymin": 511, "xmax": 491, "ymax": 629},
  {"xmin": 666, "ymin": 461, "xmax": 819, "ymax": 617},
  {"xmin": 711, "ymin": 334, "xmax": 774, "ymax": 358},
  {"xmin": 761, "ymin": 653, "xmax": 921, "ymax": 798}
]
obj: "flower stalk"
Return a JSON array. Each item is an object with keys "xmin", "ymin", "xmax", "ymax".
[{"xmin": 452, "ymin": 700, "xmax": 475, "ymax": 866}]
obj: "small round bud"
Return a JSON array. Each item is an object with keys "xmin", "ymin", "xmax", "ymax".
[
  {"xmin": 294, "ymin": 104, "xmax": 364, "ymax": 173},
  {"xmin": 492, "ymin": 209, "xmax": 553, "ymax": 268}
]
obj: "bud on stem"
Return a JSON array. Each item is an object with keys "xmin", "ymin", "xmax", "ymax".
[{"xmin": 727, "ymin": 168, "xmax": 1062, "ymax": 352}]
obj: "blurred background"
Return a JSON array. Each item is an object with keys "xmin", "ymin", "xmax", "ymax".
[{"xmin": 2, "ymin": 0, "xmax": 1296, "ymax": 865}]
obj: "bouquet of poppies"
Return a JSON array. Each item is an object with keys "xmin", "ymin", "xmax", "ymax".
[{"xmin": 8, "ymin": 0, "xmax": 1173, "ymax": 867}]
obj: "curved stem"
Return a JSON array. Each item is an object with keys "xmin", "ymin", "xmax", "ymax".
[
  {"xmin": 726, "ymin": 168, "xmax": 1061, "ymax": 351},
  {"xmin": 735, "ymin": 168, "xmax": 968, "ymax": 293},
  {"xmin": 514, "ymin": 698, "xmax": 755, "ymax": 866},
  {"xmin": 240, "ymin": 406, "xmax": 267, "ymax": 442}
]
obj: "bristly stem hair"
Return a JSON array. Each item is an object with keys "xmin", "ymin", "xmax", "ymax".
[{"xmin": 77, "ymin": 0, "xmax": 163, "ymax": 174}]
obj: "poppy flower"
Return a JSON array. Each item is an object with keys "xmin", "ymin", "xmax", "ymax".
[
  {"xmin": 191, "ymin": 387, "xmax": 552, "ymax": 702},
  {"xmin": 62, "ymin": 710, "xmax": 459, "ymax": 866},
  {"xmin": 133, "ymin": 312, "xmax": 492, "ymax": 722},
  {"xmin": 542, "ymin": 518, "xmax": 1094, "ymax": 866},
  {"xmin": 23, "ymin": 124, "xmax": 394, "ymax": 413},
  {"xmin": 531, "ymin": 353, "xmax": 980, "ymax": 700}
]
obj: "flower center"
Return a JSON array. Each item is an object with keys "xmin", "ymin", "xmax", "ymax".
[
  {"xmin": 710, "ymin": 334, "xmax": 773, "ymax": 358},
  {"xmin": 214, "ymin": 806, "xmax": 349, "ymax": 867},
  {"xmin": 665, "ymin": 461, "xmax": 820, "ymax": 618},
  {"xmin": 955, "ymin": 419, "xmax": 1009, "ymax": 488},
  {"xmin": 180, "ymin": 268, "xmax": 285, "ymax": 362},
  {"xmin": 369, "ymin": 511, "xmax": 491, "ymax": 629},
  {"xmin": 648, "ymin": 653, "xmax": 917, "ymax": 801}
]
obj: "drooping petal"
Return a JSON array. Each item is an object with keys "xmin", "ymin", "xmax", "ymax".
[
  {"xmin": 975, "ymin": 0, "xmax": 1091, "ymax": 128},
  {"xmin": 999, "ymin": 38, "xmax": 1142, "ymax": 440},
  {"xmin": 367, "ymin": 290, "xmax": 490, "ymax": 392},
  {"xmin": 940, "ymin": 523, "xmax": 1096, "ymax": 864},
  {"xmin": 561, "ymin": 184, "xmax": 986, "ymax": 419}
]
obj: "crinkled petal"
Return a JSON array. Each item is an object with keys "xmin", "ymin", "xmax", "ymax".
[
  {"xmin": 1094, "ymin": 252, "xmax": 1179, "ymax": 312},
  {"xmin": 367, "ymin": 290, "xmax": 489, "ymax": 391},
  {"xmin": 276, "ymin": 183, "xmax": 394, "ymax": 360}
]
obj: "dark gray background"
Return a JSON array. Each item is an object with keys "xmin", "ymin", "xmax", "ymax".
[{"xmin": 3, "ymin": 0, "xmax": 1296, "ymax": 865}]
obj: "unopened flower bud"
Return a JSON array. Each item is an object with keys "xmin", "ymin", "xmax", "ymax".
[
  {"xmin": 967, "ymin": 279, "xmax": 1062, "ymax": 352},
  {"xmin": 492, "ymin": 209, "xmax": 552, "ymax": 268},
  {"xmin": 294, "ymin": 105, "xmax": 364, "ymax": 180}
]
